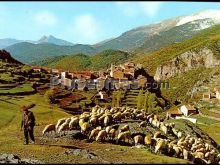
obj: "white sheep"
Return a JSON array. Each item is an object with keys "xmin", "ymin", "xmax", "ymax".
[
  {"xmin": 134, "ymin": 135, "xmax": 144, "ymax": 146},
  {"xmin": 69, "ymin": 117, "xmax": 79, "ymax": 130},
  {"xmin": 117, "ymin": 131, "xmax": 132, "ymax": 144},
  {"xmin": 80, "ymin": 122, "xmax": 90, "ymax": 135},
  {"xmin": 119, "ymin": 124, "xmax": 129, "ymax": 133},
  {"xmin": 104, "ymin": 115, "xmax": 111, "ymax": 127},
  {"xmin": 96, "ymin": 130, "xmax": 107, "ymax": 142},
  {"xmin": 108, "ymin": 128, "xmax": 117, "ymax": 140},
  {"xmin": 42, "ymin": 124, "xmax": 56, "ymax": 137},
  {"xmin": 57, "ymin": 122, "xmax": 69, "ymax": 136},
  {"xmin": 89, "ymin": 127, "xmax": 101, "ymax": 140},
  {"xmin": 55, "ymin": 118, "xmax": 66, "ymax": 132}
]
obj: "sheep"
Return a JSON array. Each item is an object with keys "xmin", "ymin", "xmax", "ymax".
[
  {"xmin": 156, "ymin": 120, "xmax": 161, "ymax": 128},
  {"xmin": 65, "ymin": 118, "xmax": 71, "ymax": 124},
  {"xmin": 172, "ymin": 145, "xmax": 182, "ymax": 158},
  {"xmin": 57, "ymin": 122, "xmax": 69, "ymax": 136},
  {"xmin": 113, "ymin": 112, "xmax": 122, "ymax": 123},
  {"xmin": 104, "ymin": 115, "xmax": 111, "ymax": 127},
  {"xmin": 205, "ymin": 151, "xmax": 216, "ymax": 164},
  {"xmin": 105, "ymin": 126, "xmax": 112, "ymax": 134},
  {"xmin": 136, "ymin": 113, "xmax": 144, "ymax": 120},
  {"xmin": 149, "ymin": 117, "xmax": 153, "ymax": 124},
  {"xmin": 89, "ymin": 117, "xmax": 98, "ymax": 127},
  {"xmin": 152, "ymin": 119, "xmax": 158, "ymax": 128},
  {"xmin": 183, "ymin": 148, "xmax": 189, "ymax": 160},
  {"xmin": 144, "ymin": 134, "xmax": 152, "ymax": 146},
  {"xmin": 80, "ymin": 122, "xmax": 90, "ymax": 135},
  {"xmin": 139, "ymin": 121, "xmax": 147, "ymax": 127},
  {"xmin": 79, "ymin": 118, "xmax": 85, "ymax": 128},
  {"xmin": 42, "ymin": 124, "xmax": 56, "ymax": 137},
  {"xmin": 160, "ymin": 124, "xmax": 168, "ymax": 135},
  {"xmin": 89, "ymin": 127, "xmax": 101, "ymax": 140},
  {"xmin": 55, "ymin": 118, "xmax": 66, "ymax": 132},
  {"xmin": 192, "ymin": 151, "xmax": 205, "ymax": 159},
  {"xmin": 155, "ymin": 139, "xmax": 168, "ymax": 154},
  {"xmin": 108, "ymin": 128, "xmax": 117, "ymax": 141},
  {"xmin": 121, "ymin": 111, "xmax": 130, "ymax": 119},
  {"xmin": 117, "ymin": 131, "xmax": 132, "ymax": 144},
  {"xmin": 134, "ymin": 135, "xmax": 144, "ymax": 146},
  {"xmin": 153, "ymin": 131, "xmax": 162, "ymax": 139},
  {"xmin": 177, "ymin": 131, "xmax": 183, "ymax": 139},
  {"xmin": 98, "ymin": 115, "xmax": 105, "ymax": 125},
  {"xmin": 69, "ymin": 117, "xmax": 79, "ymax": 130},
  {"xmin": 119, "ymin": 125, "xmax": 129, "ymax": 133},
  {"xmin": 96, "ymin": 130, "xmax": 107, "ymax": 142}
]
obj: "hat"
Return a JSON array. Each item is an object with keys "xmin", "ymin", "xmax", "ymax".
[{"xmin": 21, "ymin": 105, "xmax": 28, "ymax": 111}]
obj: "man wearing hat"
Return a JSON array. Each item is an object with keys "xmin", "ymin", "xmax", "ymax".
[{"xmin": 20, "ymin": 105, "xmax": 36, "ymax": 145}]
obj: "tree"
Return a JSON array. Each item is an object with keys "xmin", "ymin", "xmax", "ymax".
[
  {"xmin": 144, "ymin": 91, "xmax": 150, "ymax": 111},
  {"xmin": 137, "ymin": 90, "xmax": 144, "ymax": 110},
  {"xmin": 147, "ymin": 93, "xmax": 157, "ymax": 114},
  {"xmin": 112, "ymin": 92, "xmax": 117, "ymax": 107},
  {"xmin": 116, "ymin": 91, "xmax": 122, "ymax": 107}
]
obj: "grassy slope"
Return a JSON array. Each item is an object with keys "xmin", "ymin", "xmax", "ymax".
[
  {"xmin": 134, "ymin": 24, "xmax": 220, "ymax": 75},
  {"xmin": 132, "ymin": 24, "xmax": 220, "ymax": 103},
  {"xmin": 38, "ymin": 49, "xmax": 130, "ymax": 72},
  {"xmin": 0, "ymin": 93, "xmax": 190, "ymax": 164},
  {"xmin": 5, "ymin": 42, "xmax": 97, "ymax": 64}
]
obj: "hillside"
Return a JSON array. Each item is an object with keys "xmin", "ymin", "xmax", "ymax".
[
  {"xmin": 95, "ymin": 10, "xmax": 220, "ymax": 53},
  {"xmin": 0, "ymin": 35, "xmax": 74, "ymax": 49},
  {"xmin": 133, "ymin": 24, "xmax": 220, "ymax": 104},
  {"xmin": 5, "ymin": 42, "xmax": 98, "ymax": 64},
  {"xmin": 4, "ymin": 10, "xmax": 220, "ymax": 65},
  {"xmin": 36, "ymin": 49, "xmax": 131, "ymax": 71},
  {"xmin": 0, "ymin": 49, "xmax": 22, "ymax": 64},
  {"xmin": 134, "ymin": 18, "xmax": 218, "ymax": 53}
]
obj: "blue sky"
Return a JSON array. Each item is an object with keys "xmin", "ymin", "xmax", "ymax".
[{"xmin": 1, "ymin": 1, "xmax": 220, "ymax": 44}]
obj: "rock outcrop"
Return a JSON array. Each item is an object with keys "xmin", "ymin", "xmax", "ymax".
[
  {"xmin": 154, "ymin": 47, "xmax": 220, "ymax": 81},
  {"xmin": 0, "ymin": 153, "xmax": 43, "ymax": 164}
]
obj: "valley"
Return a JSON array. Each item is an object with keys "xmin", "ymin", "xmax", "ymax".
[{"xmin": 1, "ymin": 8, "xmax": 220, "ymax": 164}]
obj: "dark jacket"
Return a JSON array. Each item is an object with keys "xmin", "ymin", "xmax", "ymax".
[{"xmin": 21, "ymin": 111, "xmax": 35, "ymax": 129}]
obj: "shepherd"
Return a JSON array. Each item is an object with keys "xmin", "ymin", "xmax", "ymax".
[{"xmin": 20, "ymin": 105, "xmax": 36, "ymax": 145}]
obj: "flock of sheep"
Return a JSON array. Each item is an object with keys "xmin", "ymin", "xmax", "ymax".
[{"xmin": 42, "ymin": 105, "xmax": 220, "ymax": 164}]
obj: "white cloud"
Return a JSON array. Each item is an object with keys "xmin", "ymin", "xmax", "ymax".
[
  {"xmin": 34, "ymin": 11, "xmax": 57, "ymax": 26},
  {"xmin": 67, "ymin": 14, "xmax": 102, "ymax": 44},
  {"xmin": 116, "ymin": 2, "xmax": 138, "ymax": 17},
  {"xmin": 139, "ymin": 2, "xmax": 163, "ymax": 17},
  {"xmin": 116, "ymin": 2, "xmax": 163, "ymax": 17}
]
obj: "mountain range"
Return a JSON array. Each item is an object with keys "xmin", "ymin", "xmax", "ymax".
[
  {"xmin": 1, "ymin": 9, "xmax": 220, "ymax": 64},
  {"xmin": 0, "ymin": 35, "xmax": 75, "ymax": 49}
]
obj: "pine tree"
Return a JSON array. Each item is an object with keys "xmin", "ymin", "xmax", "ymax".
[
  {"xmin": 144, "ymin": 91, "xmax": 150, "ymax": 111},
  {"xmin": 147, "ymin": 93, "xmax": 157, "ymax": 114},
  {"xmin": 137, "ymin": 90, "xmax": 144, "ymax": 110}
]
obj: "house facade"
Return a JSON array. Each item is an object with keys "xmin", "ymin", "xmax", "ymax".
[
  {"xmin": 180, "ymin": 105, "xmax": 197, "ymax": 116},
  {"xmin": 216, "ymin": 89, "xmax": 220, "ymax": 100}
]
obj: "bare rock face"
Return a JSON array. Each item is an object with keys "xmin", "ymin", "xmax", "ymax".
[{"xmin": 154, "ymin": 47, "xmax": 220, "ymax": 81}]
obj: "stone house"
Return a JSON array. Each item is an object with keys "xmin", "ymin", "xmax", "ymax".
[
  {"xmin": 167, "ymin": 107, "xmax": 183, "ymax": 118},
  {"xmin": 180, "ymin": 105, "xmax": 197, "ymax": 116}
]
